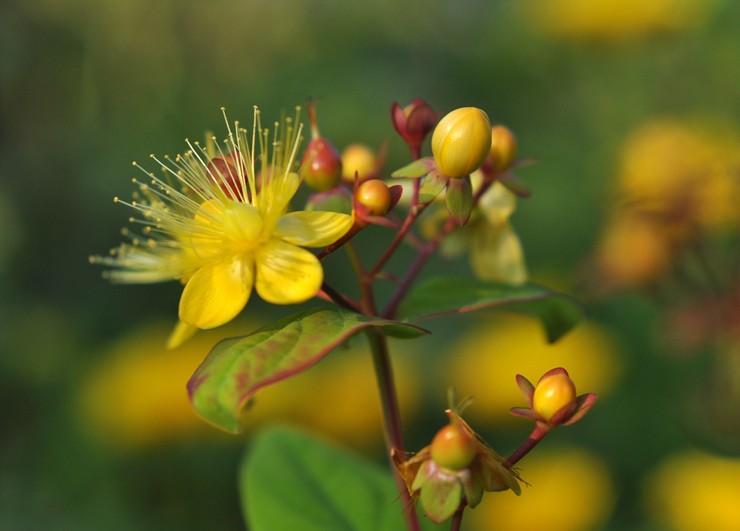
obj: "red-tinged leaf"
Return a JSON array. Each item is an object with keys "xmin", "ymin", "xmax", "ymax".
[
  {"xmin": 188, "ymin": 308, "xmax": 428, "ymax": 433},
  {"xmin": 445, "ymin": 176, "xmax": 472, "ymax": 225},
  {"xmin": 497, "ymin": 172, "xmax": 532, "ymax": 198},
  {"xmin": 397, "ymin": 277, "xmax": 583, "ymax": 343},
  {"xmin": 391, "ymin": 157, "xmax": 436, "ymax": 178},
  {"xmin": 418, "ymin": 170, "xmax": 448, "ymax": 204}
]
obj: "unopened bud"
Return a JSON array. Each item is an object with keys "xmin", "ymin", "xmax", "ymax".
[
  {"xmin": 489, "ymin": 125, "xmax": 517, "ymax": 172},
  {"xmin": 341, "ymin": 144, "xmax": 377, "ymax": 183},
  {"xmin": 356, "ymin": 179, "xmax": 391, "ymax": 216},
  {"xmin": 432, "ymin": 108, "xmax": 492, "ymax": 178},
  {"xmin": 533, "ymin": 371, "xmax": 577, "ymax": 423}
]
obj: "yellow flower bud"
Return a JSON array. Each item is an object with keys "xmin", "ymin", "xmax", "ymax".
[
  {"xmin": 489, "ymin": 125, "xmax": 518, "ymax": 172},
  {"xmin": 432, "ymin": 107, "xmax": 492, "ymax": 178},
  {"xmin": 533, "ymin": 371, "xmax": 577, "ymax": 422},
  {"xmin": 356, "ymin": 179, "xmax": 392, "ymax": 216},
  {"xmin": 341, "ymin": 144, "xmax": 377, "ymax": 182}
]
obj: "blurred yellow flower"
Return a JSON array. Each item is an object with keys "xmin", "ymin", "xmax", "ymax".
[
  {"xmin": 522, "ymin": 0, "xmax": 719, "ymax": 42},
  {"xmin": 645, "ymin": 450, "xmax": 740, "ymax": 531},
  {"xmin": 79, "ymin": 323, "xmax": 420, "ymax": 451},
  {"xmin": 466, "ymin": 447, "xmax": 615, "ymax": 531},
  {"xmin": 594, "ymin": 211, "xmax": 673, "ymax": 289},
  {"xmin": 617, "ymin": 120, "xmax": 740, "ymax": 231},
  {"xmin": 91, "ymin": 108, "xmax": 354, "ymax": 344},
  {"xmin": 470, "ymin": 181, "xmax": 528, "ymax": 285},
  {"xmin": 447, "ymin": 314, "xmax": 620, "ymax": 425}
]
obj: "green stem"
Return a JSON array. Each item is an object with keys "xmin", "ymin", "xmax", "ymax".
[{"xmin": 366, "ymin": 328, "xmax": 421, "ymax": 531}]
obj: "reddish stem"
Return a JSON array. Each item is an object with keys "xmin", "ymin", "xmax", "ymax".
[{"xmin": 506, "ymin": 424, "xmax": 550, "ymax": 467}]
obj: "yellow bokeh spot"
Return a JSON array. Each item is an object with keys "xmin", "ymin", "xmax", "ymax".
[
  {"xmin": 645, "ymin": 450, "xmax": 740, "ymax": 531},
  {"xmin": 522, "ymin": 0, "xmax": 719, "ymax": 42},
  {"xmin": 448, "ymin": 314, "xmax": 621, "ymax": 425},
  {"xmin": 466, "ymin": 447, "xmax": 615, "ymax": 531}
]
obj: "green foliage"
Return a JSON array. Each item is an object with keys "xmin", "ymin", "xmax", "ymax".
[
  {"xmin": 188, "ymin": 308, "xmax": 428, "ymax": 433},
  {"xmin": 445, "ymin": 177, "xmax": 473, "ymax": 225},
  {"xmin": 398, "ymin": 277, "xmax": 583, "ymax": 343},
  {"xmin": 240, "ymin": 426, "xmax": 441, "ymax": 531}
]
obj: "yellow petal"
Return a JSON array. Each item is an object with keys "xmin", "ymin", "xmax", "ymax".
[
  {"xmin": 259, "ymin": 172, "xmax": 300, "ymax": 221},
  {"xmin": 471, "ymin": 221, "xmax": 528, "ymax": 285},
  {"xmin": 166, "ymin": 320, "xmax": 198, "ymax": 349},
  {"xmin": 179, "ymin": 256, "xmax": 254, "ymax": 329},
  {"xmin": 255, "ymin": 240, "xmax": 323, "ymax": 304},
  {"xmin": 274, "ymin": 211, "xmax": 354, "ymax": 247},
  {"xmin": 478, "ymin": 181, "xmax": 517, "ymax": 225}
]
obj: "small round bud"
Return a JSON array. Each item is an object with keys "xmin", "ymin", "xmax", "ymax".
[
  {"xmin": 356, "ymin": 179, "xmax": 391, "ymax": 216},
  {"xmin": 430, "ymin": 424, "xmax": 477, "ymax": 471},
  {"xmin": 341, "ymin": 144, "xmax": 376, "ymax": 182},
  {"xmin": 489, "ymin": 125, "xmax": 518, "ymax": 172},
  {"xmin": 431, "ymin": 107, "xmax": 492, "ymax": 178},
  {"xmin": 301, "ymin": 137, "xmax": 342, "ymax": 191},
  {"xmin": 533, "ymin": 372, "xmax": 577, "ymax": 423}
]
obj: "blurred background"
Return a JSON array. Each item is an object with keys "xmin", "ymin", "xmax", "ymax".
[{"xmin": 2, "ymin": 0, "xmax": 740, "ymax": 529}]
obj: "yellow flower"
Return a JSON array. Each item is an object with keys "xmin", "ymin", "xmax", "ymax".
[
  {"xmin": 646, "ymin": 450, "xmax": 740, "ymax": 531},
  {"xmin": 91, "ymin": 107, "xmax": 354, "ymax": 343},
  {"xmin": 470, "ymin": 180, "xmax": 528, "ymax": 285},
  {"xmin": 466, "ymin": 447, "xmax": 615, "ymax": 531}
]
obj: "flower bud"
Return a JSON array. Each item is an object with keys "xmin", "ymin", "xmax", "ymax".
[
  {"xmin": 533, "ymin": 371, "xmax": 577, "ymax": 422},
  {"xmin": 430, "ymin": 423, "xmax": 476, "ymax": 471},
  {"xmin": 489, "ymin": 125, "xmax": 517, "ymax": 172},
  {"xmin": 356, "ymin": 179, "xmax": 391, "ymax": 216},
  {"xmin": 341, "ymin": 144, "xmax": 377, "ymax": 183},
  {"xmin": 432, "ymin": 108, "xmax": 492, "ymax": 178},
  {"xmin": 391, "ymin": 99, "xmax": 438, "ymax": 151}
]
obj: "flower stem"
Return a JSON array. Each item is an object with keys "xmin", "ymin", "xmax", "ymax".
[
  {"xmin": 450, "ymin": 501, "xmax": 467, "ymax": 531},
  {"xmin": 506, "ymin": 424, "xmax": 549, "ymax": 467},
  {"xmin": 366, "ymin": 327, "xmax": 421, "ymax": 531}
]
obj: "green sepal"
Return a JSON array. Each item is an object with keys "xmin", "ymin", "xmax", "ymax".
[
  {"xmin": 391, "ymin": 157, "xmax": 436, "ymax": 178},
  {"xmin": 445, "ymin": 175, "xmax": 473, "ymax": 225},
  {"xmin": 418, "ymin": 170, "xmax": 449, "ymax": 204},
  {"xmin": 419, "ymin": 475, "xmax": 462, "ymax": 524},
  {"xmin": 397, "ymin": 277, "xmax": 583, "ymax": 343},
  {"xmin": 188, "ymin": 308, "xmax": 428, "ymax": 433}
]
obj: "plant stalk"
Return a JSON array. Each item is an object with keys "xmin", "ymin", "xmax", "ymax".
[{"xmin": 366, "ymin": 327, "xmax": 421, "ymax": 531}]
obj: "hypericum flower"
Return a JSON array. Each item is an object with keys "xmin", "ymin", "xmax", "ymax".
[
  {"xmin": 394, "ymin": 408, "xmax": 522, "ymax": 524},
  {"xmin": 432, "ymin": 107, "xmax": 492, "ymax": 178},
  {"xmin": 511, "ymin": 368, "xmax": 597, "ymax": 429},
  {"xmin": 91, "ymin": 107, "xmax": 354, "ymax": 345}
]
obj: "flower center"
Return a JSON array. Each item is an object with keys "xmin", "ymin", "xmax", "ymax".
[{"xmin": 222, "ymin": 202, "xmax": 264, "ymax": 246}]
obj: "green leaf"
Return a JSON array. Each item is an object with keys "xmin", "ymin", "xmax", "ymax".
[
  {"xmin": 397, "ymin": 277, "xmax": 583, "ymax": 343},
  {"xmin": 240, "ymin": 426, "xmax": 443, "ymax": 531},
  {"xmin": 391, "ymin": 156, "xmax": 435, "ymax": 178},
  {"xmin": 418, "ymin": 170, "xmax": 448, "ymax": 203},
  {"xmin": 445, "ymin": 176, "xmax": 472, "ymax": 225},
  {"xmin": 188, "ymin": 308, "xmax": 428, "ymax": 433},
  {"xmin": 419, "ymin": 478, "xmax": 462, "ymax": 524}
]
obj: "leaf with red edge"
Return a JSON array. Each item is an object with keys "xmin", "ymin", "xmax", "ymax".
[{"xmin": 188, "ymin": 308, "xmax": 428, "ymax": 433}]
